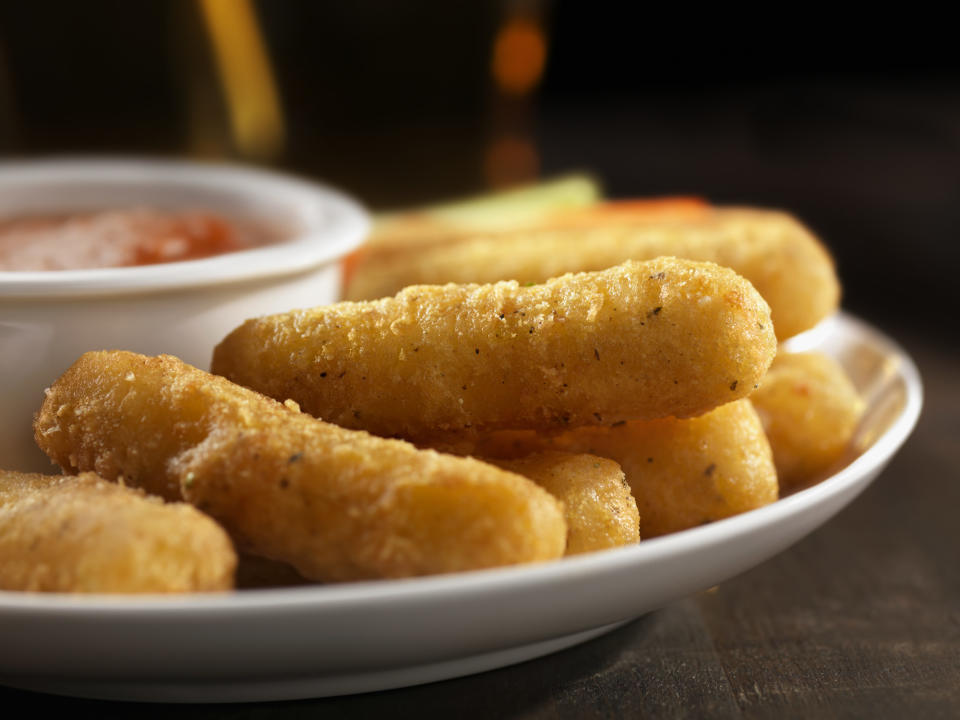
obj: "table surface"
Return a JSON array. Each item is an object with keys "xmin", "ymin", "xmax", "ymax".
[{"xmin": 1, "ymin": 325, "xmax": 957, "ymax": 718}]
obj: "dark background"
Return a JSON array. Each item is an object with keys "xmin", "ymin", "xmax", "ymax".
[{"xmin": 1, "ymin": 0, "xmax": 958, "ymax": 341}]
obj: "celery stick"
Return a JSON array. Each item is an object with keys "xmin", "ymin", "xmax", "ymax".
[{"xmin": 376, "ymin": 175, "xmax": 602, "ymax": 232}]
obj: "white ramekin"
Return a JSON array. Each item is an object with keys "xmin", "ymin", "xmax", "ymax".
[{"xmin": 0, "ymin": 158, "xmax": 369, "ymax": 472}]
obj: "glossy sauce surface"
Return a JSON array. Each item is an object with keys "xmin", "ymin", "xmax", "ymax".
[{"xmin": 0, "ymin": 209, "xmax": 277, "ymax": 271}]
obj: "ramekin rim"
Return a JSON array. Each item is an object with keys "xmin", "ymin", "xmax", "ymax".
[{"xmin": 0, "ymin": 157, "xmax": 370, "ymax": 298}]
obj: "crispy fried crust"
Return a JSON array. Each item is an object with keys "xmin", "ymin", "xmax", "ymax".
[
  {"xmin": 490, "ymin": 452, "xmax": 640, "ymax": 554},
  {"xmin": 345, "ymin": 208, "xmax": 837, "ymax": 341},
  {"xmin": 213, "ymin": 258, "xmax": 776, "ymax": 441},
  {"xmin": 358, "ymin": 196, "xmax": 708, "ymax": 260},
  {"xmin": 751, "ymin": 352, "xmax": 865, "ymax": 491},
  {"xmin": 0, "ymin": 471, "xmax": 236, "ymax": 593},
  {"xmin": 34, "ymin": 352, "xmax": 566, "ymax": 582},
  {"xmin": 445, "ymin": 399, "xmax": 778, "ymax": 538}
]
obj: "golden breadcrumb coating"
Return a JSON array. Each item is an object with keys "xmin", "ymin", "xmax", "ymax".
[
  {"xmin": 34, "ymin": 352, "xmax": 566, "ymax": 582},
  {"xmin": 356, "ymin": 196, "xmax": 708, "ymax": 259},
  {"xmin": 491, "ymin": 452, "xmax": 639, "ymax": 555},
  {"xmin": 441, "ymin": 399, "xmax": 778, "ymax": 538},
  {"xmin": 345, "ymin": 208, "xmax": 837, "ymax": 341},
  {"xmin": 213, "ymin": 258, "xmax": 776, "ymax": 441},
  {"xmin": 751, "ymin": 352, "xmax": 865, "ymax": 491},
  {"xmin": 0, "ymin": 470, "xmax": 236, "ymax": 593}
]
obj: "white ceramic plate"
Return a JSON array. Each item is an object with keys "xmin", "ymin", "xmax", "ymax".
[{"xmin": 0, "ymin": 312, "xmax": 922, "ymax": 703}]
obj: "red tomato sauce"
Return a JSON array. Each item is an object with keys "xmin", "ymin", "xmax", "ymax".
[{"xmin": 0, "ymin": 209, "xmax": 275, "ymax": 271}]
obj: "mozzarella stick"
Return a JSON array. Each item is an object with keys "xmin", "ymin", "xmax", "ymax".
[
  {"xmin": 356, "ymin": 196, "xmax": 707, "ymax": 266},
  {"xmin": 751, "ymin": 352, "xmax": 865, "ymax": 491},
  {"xmin": 345, "ymin": 208, "xmax": 838, "ymax": 341},
  {"xmin": 34, "ymin": 352, "xmax": 566, "ymax": 582},
  {"xmin": 0, "ymin": 471, "xmax": 236, "ymax": 593},
  {"xmin": 441, "ymin": 399, "xmax": 778, "ymax": 538},
  {"xmin": 213, "ymin": 258, "xmax": 776, "ymax": 441},
  {"xmin": 490, "ymin": 452, "xmax": 640, "ymax": 555}
]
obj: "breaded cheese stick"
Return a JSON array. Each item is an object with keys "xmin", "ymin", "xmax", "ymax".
[
  {"xmin": 751, "ymin": 352, "xmax": 865, "ymax": 491},
  {"xmin": 213, "ymin": 258, "xmax": 776, "ymax": 441},
  {"xmin": 345, "ymin": 197, "xmax": 708, "ymax": 297},
  {"xmin": 0, "ymin": 471, "xmax": 235, "ymax": 593},
  {"xmin": 446, "ymin": 399, "xmax": 778, "ymax": 538},
  {"xmin": 34, "ymin": 352, "xmax": 566, "ymax": 582},
  {"xmin": 490, "ymin": 452, "xmax": 639, "ymax": 555},
  {"xmin": 358, "ymin": 196, "xmax": 707, "ymax": 264},
  {"xmin": 345, "ymin": 207, "xmax": 838, "ymax": 341}
]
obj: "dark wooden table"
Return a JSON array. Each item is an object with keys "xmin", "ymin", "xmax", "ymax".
[{"xmin": 2, "ymin": 324, "xmax": 956, "ymax": 718}]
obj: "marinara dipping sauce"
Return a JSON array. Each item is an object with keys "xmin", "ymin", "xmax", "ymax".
[{"xmin": 0, "ymin": 208, "xmax": 277, "ymax": 271}]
